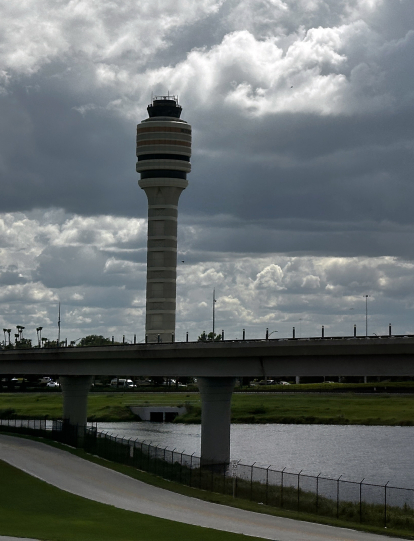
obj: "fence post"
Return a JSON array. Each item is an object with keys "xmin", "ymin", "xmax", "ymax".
[
  {"xmin": 265, "ymin": 465, "xmax": 271, "ymax": 505},
  {"xmin": 172, "ymin": 448, "xmax": 176, "ymax": 480},
  {"xmin": 384, "ymin": 481, "xmax": 389, "ymax": 528},
  {"xmin": 190, "ymin": 452, "xmax": 195, "ymax": 488},
  {"xmin": 140, "ymin": 440, "xmax": 144, "ymax": 469},
  {"xmin": 281, "ymin": 467, "xmax": 286, "ymax": 507},
  {"xmin": 316, "ymin": 472, "xmax": 321, "ymax": 514},
  {"xmin": 127, "ymin": 437, "xmax": 133, "ymax": 464},
  {"xmin": 297, "ymin": 469, "xmax": 303, "ymax": 511},
  {"xmin": 359, "ymin": 477, "xmax": 365, "ymax": 523},
  {"xmin": 250, "ymin": 462, "xmax": 256, "ymax": 501},
  {"xmin": 147, "ymin": 442, "xmax": 152, "ymax": 471},
  {"xmin": 337, "ymin": 475, "xmax": 342, "ymax": 519},
  {"xmin": 154, "ymin": 445, "xmax": 158, "ymax": 475}
]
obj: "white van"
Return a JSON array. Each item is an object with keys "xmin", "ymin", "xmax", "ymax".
[{"xmin": 110, "ymin": 378, "xmax": 135, "ymax": 388}]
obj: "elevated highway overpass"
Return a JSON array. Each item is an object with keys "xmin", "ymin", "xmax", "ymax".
[
  {"xmin": 1, "ymin": 335, "xmax": 414, "ymax": 377},
  {"xmin": 1, "ymin": 335, "xmax": 414, "ymax": 464}
]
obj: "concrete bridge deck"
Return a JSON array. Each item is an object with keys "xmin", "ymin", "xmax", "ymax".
[
  {"xmin": 2, "ymin": 335, "xmax": 413, "ymax": 465},
  {"xmin": 1, "ymin": 335, "xmax": 414, "ymax": 377}
]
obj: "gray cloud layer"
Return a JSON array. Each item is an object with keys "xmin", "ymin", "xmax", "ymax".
[{"xmin": 0, "ymin": 0, "xmax": 413, "ymax": 341}]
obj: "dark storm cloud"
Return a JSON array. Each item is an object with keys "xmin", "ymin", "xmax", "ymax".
[
  {"xmin": 0, "ymin": 266, "xmax": 27, "ymax": 286},
  {"xmin": 1, "ymin": 0, "xmax": 414, "ymax": 341},
  {"xmin": 33, "ymin": 245, "xmax": 146, "ymax": 289},
  {"xmin": 0, "ymin": 78, "xmax": 143, "ymax": 218}
]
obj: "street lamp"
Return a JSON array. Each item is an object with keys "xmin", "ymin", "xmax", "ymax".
[
  {"xmin": 212, "ymin": 289, "xmax": 216, "ymax": 337},
  {"xmin": 36, "ymin": 327, "xmax": 43, "ymax": 348},
  {"xmin": 364, "ymin": 295, "xmax": 369, "ymax": 336},
  {"xmin": 265, "ymin": 328, "xmax": 278, "ymax": 339}
]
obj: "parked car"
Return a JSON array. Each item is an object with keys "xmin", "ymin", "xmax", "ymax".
[
  {"xmin": 46, "ymin": 381, "xmax": 60, "ymax": 388},
  {"xmin": 278, "ymin": 381, "xmax": 291, "ymax": 385}
]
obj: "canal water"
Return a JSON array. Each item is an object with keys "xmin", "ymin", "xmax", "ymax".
[{"xmin": 97, "ymin": 422, "xmax": 413, "ymax": 489}]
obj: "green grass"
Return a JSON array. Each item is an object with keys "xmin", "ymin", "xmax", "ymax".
[
  {"xmin": 0, "ymin": 457, "xmax": 265, "ymax": 541},
  {"xmin": 2, "ymin": 434, "xmax": 414, "ymax": 540},
  {"xmin": 228, "ymin": 393, "xmax": 414, "ymax": 425},
  {"xmin": 1, "ymin": 390, "xmax": 414, "ymax": 425}
]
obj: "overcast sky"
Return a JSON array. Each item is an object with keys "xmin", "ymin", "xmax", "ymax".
[{"xmin": 0, "ymin": 0, "xmax": 413, "ymax": 344}]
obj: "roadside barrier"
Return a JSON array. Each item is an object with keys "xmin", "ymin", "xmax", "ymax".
[{"xmin": 1, "ymin": 418, "xmax": 413, "ymax": 532}]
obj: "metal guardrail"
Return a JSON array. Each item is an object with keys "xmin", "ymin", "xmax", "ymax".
[{"xmin": 2, "ymin": 333, "xmax": 414, "ymax": 350}]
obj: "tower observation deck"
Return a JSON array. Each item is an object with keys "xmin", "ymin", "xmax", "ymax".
[{"xmin": 136, "ymin": 95, "xmax": 191, "ymax": 342}]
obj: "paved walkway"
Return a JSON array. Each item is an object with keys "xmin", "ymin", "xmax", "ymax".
[{"xmin": 0, "ymin": 434, "xmax": 404, "ymax": 541}]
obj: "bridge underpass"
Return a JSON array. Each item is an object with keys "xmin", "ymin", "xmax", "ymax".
[{"xmin": 1, "ymin": 335, "xmax": 414, "ymax": 464}]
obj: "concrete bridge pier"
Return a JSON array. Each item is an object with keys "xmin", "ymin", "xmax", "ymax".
[
  {"xmin": 60, "ymin": 376, "xmax": 93, "ymax": 437},
  {"xmin": 198, "ymin": 377, "xmax": 236, "ymax": 466}
]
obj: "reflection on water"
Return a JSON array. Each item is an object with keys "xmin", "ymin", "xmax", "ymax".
[{"xmin": 97, "ymin": 422, "xmax": 414, "ymax": 488}]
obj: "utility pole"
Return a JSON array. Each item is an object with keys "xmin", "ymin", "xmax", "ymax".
[
  {"xmin": 364, "ymin": 295, "xmax": 369, "ymax": 336},
  {"xmin": 212, "ymin": 288, "xmax": 216, "ymax": 337},
  {"xmin": 58, "ymin": 303, "xmax": 61, "ymax": 346}
]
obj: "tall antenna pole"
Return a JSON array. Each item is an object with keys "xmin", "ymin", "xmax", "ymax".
[
  {"xmin": 212, "ymin": 288, "xmax": 216, "ymax": 337},
  {"xmin": 58, "ymin": 302, "xmax": 61, "ymax": 345}
]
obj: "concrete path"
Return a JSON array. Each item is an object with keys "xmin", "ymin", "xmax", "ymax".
[
  {"xmin": 0, "ymin": 538, "xmax": 39, "ymax": 541},
  {"xmin": 0, "ymin": 434, "xmax": 404, "ymax": 541}
]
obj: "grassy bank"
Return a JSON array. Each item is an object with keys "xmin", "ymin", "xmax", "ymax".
[
  {"xmin": 0, "ymin": 458, "xmax": 263, "ymax": 541},
  {"xmin": 1, "ymin": 390, "xmax": 414, "ymax": 425},
  {"xmin": 1, "ymin": 435, "xmax": 413, "ymax": 540}
]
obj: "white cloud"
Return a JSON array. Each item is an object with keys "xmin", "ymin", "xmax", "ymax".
[
  {"xmin": 0, "ymin": 1, "xmax": 413, "ymax": 344},
  {"xmin": 0, "ymin": 0, "xmax": 224, "ymax": 78},
  {"xmin": 1, "ymin": 209, "xmax": 414, "ymax": 340}
]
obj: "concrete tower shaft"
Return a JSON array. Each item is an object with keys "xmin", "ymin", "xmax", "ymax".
[{"xmin": 136, "ymin": 96, "xmax": 191, "ymax": 343}]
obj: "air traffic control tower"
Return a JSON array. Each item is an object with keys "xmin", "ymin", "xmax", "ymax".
[{"xmin": 136, "ymin": 96, "xmax": 191, "ymax": 342}]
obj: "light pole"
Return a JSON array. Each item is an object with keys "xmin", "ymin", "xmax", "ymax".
[
  {"xmin": 212, "ymin": 289, "xmax": 216, "ymax": 337},
  {"xmin": 57, "ymin": 303, "xmax": 61, "ymax": 346},
  {"xmin": 36, "ymin": 327, "xmax": 43, "ymax": 348},
  {"xmin": 364, "ymin": 295, "xmax": 369, "ymax": 336},
  {"xmin": 265, "ymin": 329, "xmax": 278, "ymax": 339}
]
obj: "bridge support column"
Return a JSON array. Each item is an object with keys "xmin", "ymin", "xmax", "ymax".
[
  {"xmin": 198, "ymin": 377, "xmax": 236, "ymax": 466},
  {"xmin": 60, "ymin": 375, "xmax": 93, "ymax": 431}
]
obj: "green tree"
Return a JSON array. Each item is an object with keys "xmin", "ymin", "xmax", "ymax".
[
  {"xmin": 77, "ymin": 335, "xmax": 112, "ymax": 347},
  {"xmin": 15, "ymin": 338, "xmax": 32, "ymax": 349},
  {"xmin": 197, "ymin": 331, "xmax": 222, "ymax": 342}
]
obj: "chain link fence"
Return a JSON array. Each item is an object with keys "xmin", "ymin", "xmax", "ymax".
[{"xmin": 1, "ymin": 418, "xmax": 413, "ymax": 532}]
